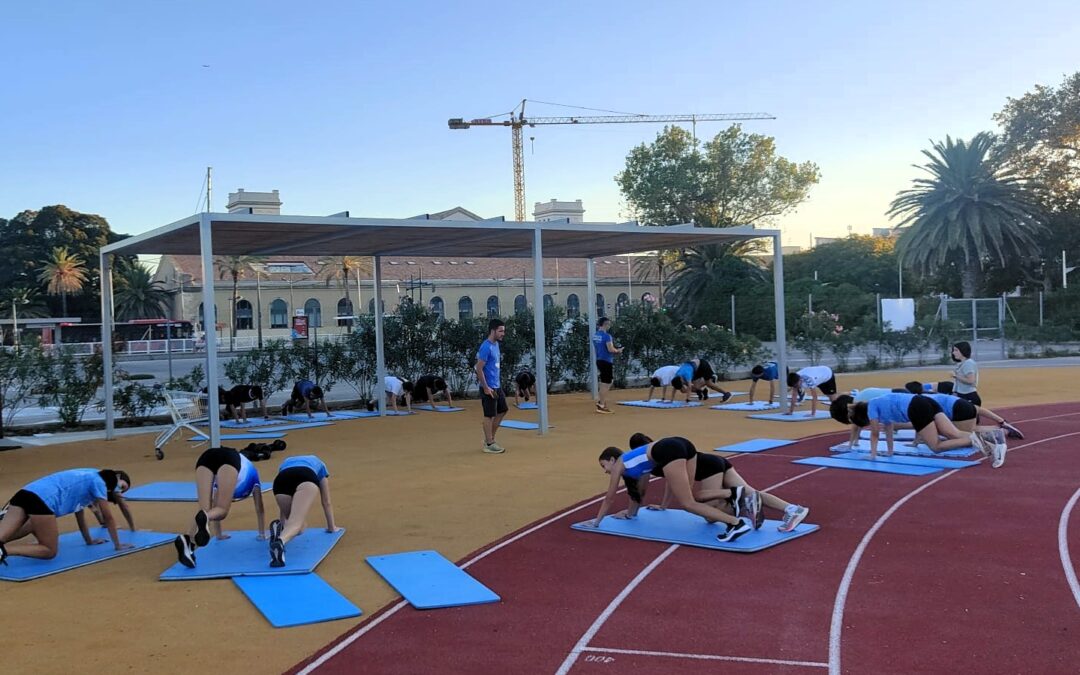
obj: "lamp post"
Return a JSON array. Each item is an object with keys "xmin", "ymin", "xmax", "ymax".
[{"xmin": 255, "ymin": 268, "xmax": 264, "ymax": 348}]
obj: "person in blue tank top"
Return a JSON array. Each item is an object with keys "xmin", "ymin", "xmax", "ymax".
[
  {"xmin": 267, "ymin": 455, "xmax": 339, "ymax": 568},
  {"xmin": 587, "ymin": 436, "xmax": 753, "ymax": 543},
  {"xmin": 592, "ymin": 317, "xmax": 624, "ymax": 414},
  {"xmin": 748, "ymin": 362, "xmax": 780, "ymax": 404},
  {"xmin": 475, "ymin": 319, "xmax": 508, "ymax": 454},
  {"xmin": 0, "ymin": 468, "xmax": 133, "ymax": 564}
]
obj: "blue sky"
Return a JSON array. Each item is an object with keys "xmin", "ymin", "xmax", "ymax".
[{"xmin": 2, "ymin": 0, "xmax": 1077, "ymax": 243}]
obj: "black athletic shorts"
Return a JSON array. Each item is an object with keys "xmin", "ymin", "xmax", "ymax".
[
  {"xmin": 817, "ymin": 375, "xmax": 838, "ymax": 397},
  {"xmin": 481, "ymin": 388, "xmax": 508, "ymax": 418},
  {"xmin": 195, "ymin": 447, "xmax": 242, "ymax": 474},
  {"xmin": 693, "ymin": 453, "xmax": 731, "ymax": 481},
  {"xmin": 272, "ymin": 467, "xmax": 319, "ymax": 496},
  {"xmin": 692, "ymin": 359, "xmax": 715, "ymax": 382},
  {"xmin": 9, "ymin": 489, "xmax": 54, "ymax": 516},
  {"xmin": 650, "ymin": 437, "xmax": 697, "ymax": 471},
  {"xmin": 227, "ymin": 385, "xmax": 258, "ymax": 405},
  {"xmin": 907, "ymin": 395, "xmax": 943, "ymax": 432},
  {"xmin": 597, "ymin": 360, "xmax": 614, "ymax": 385},
  {"xmin": 951, "ymin": 398, "xmax": 977, "ymax": 423},
  {"xmin": 957, "ymin": 391, "xmax": 982, "ymax": 407}
]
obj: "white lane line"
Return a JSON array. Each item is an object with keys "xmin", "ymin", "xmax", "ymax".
[
  {"xmin": 583, "ymin": 646, "xmax": 828, "ymax": 668},
  {"xmin": 1058, "ymin": 486, "xmax": 1080, "ymax": 612},
  {"xmin": 828, "ymin": 430, "xmax": 1080, "ymax": 675}
]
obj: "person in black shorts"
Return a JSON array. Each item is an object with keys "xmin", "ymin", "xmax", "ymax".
[
  {"xmin": 222, "ymin": 384, "xmax": 267, "ymax": 423},
  {"xmin": 476, "ymin": 319, "xmax": 508, "ymax": 454},
  {"xmin": 267, "ymin": 455, "xmax": 339, "ymax": 567},
  {"xmin": 845, "ymin": 392, "xmax": 998, "ymax": 461},
  {"xmin": 689, "ymin": 358, "xmax": 732, "ymax": 402},
  {"xmin": 282, "ymin": 379, "xmax": 328, "ymax": 418},
  {"xmin": 514, "ymin": 368, "xmax": 537, "ymax": 407},
  {"xmin": 592, "ymin": 317, "xmax": 624, "ymax": 414},
  {"xmin": 412, "ymin": 374, "xmax": 455, "ymax": 409}
]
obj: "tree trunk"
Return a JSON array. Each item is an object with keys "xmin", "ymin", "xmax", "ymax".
[
  {"xmin": 342, "ymin": 268, "xmax": 352, "ymax": 333},
  {"xmin": 61, "ymin": 290, "xmax": 68, "ymax": 317},
  {"xmin": 961, "ymin": 262, "xmax": 980, "ymax": 298}
]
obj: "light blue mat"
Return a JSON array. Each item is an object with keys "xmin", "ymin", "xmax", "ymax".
[
  {"xmin": 830, "ymin": 439, "xmax": 977, "ymax": 458},
  {"xmin": 832, "ymin": 452, "xmax": 978, "ymax": 469},
  {"xmin": 618, "ymin": 400, "xmax": 702, "ymax": 409},
  {"xmin": 366, "ymin": 550, "xmax": 500, "ymax": 609},
  {"xmin": 190, "ymin": 432, "xmax": 286, "ymax": 442},
  {"xmin": 159, "ymin": 528, "xmax": 345, "ymax": 580},
  {"xmin": 1, "ymin": 528, "xmax": 174, "ymax": 582},
  {"xmin": 714, "ymin": 438, "xmax": 795, "ymax": 453},
  {"xmin": 500, "ymin": 420, "xmax": 549, "ymax": 430},
  {"xmin": 233, "ymin": 573, "xmax": 361, "ymax": 627},
  {"xmin": 264, "ymin": 421, "xmax": 333, "ymax": 431},
  {"xmin": 516, "ymin": 402, "xmax": 538, "ymax": 410},
  {"xmin": 201, "ymin": 417, "xmax": 290, "ymax": 429},
  {"xmin": 749, "ymin": 410, "xmax": 833, "ymax": 422},
  {"xmin": 793, "ymin": 456, "xmax": 942, "ymax": 475},
  {"xmin": 713, "ymin": 402, "xmax": 780, "ymax": 411},
  {"xmin": 413, "ymin": 405, "xmax": 465, "ymax": 412},
  {"xmin": 124, "ymin": 481, "xmax": 273, "ymax": 502},
  {"xmin": 571, "ymin": 508, "xmax": 818, "ymax": 553},
  {"xmin": 859, "ymin": 428, "xmax": 917, "ymax": 440}
]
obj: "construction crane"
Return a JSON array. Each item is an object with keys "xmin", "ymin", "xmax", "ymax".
[{"xmin": 449, "ymin": 99, "xmax": 776, "ymax": 221}]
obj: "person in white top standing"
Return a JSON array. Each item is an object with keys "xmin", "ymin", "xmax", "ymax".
[
  {"xmin": 645, "ymin": 365, "xmax": 680, "ymax": 402},
  {"xmin": 949, "ymin": 341, "xmax": 981, "ymax": 406},
  {"xmin": 785, "ymin": 365, "xmax": 839, "ymax": 417}
]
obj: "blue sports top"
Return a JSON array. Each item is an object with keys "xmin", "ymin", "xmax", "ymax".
[
  {"xmin": 755, "ymin": 362, "xmax": 779, "ymax": 382},
  {"xmin": 674, "ymin": 362, "xmax": 694, "ymax": 383},
  {"xmin": 621, "ymin": 445, "xmax": 655, "ymax": 479},
  {"xmin": 226, "ymin": 454, "xmax": 261, "ymax": 500},
  {"xmin": 296, "ymin": 379, "xmax": 316, "ymax": 399},
  {"xmin": 923, "ymin": 393, "xmax": 959, "ymax": 418},
  {"xmin": 476, "ymin": 339, "xmax": 502, "ymax": 389},
  {"xmin": 22, "ymin": 468, "xmax": 108, "ymax": 517},
  {"xmin": 279, "ymin": 455, "xmax": 329, "ymax": 481},
  {"xmin": 867, "ymin": 393, "xmax": 917, "ymax": 425},
  {"xmin": 593, "ymin": 330, "xmax": 615, "ymax": 363},
  {"xmin": 854, "ymin": 387, "xmax": 893, "ymax": 402}
]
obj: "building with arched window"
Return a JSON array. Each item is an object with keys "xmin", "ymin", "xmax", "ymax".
[
  {"xmin": 304, "ymin": 298, "xmax": 322, "ymax": 327},
  {"xmin": 429, "ymin": 296, "xmax": 444, "ymax": 319},
  {"xmin": 514, "ymin": 295, "xmax": 527, "ymax": 314},
  {"xmin": 269, "ymin": 299, "xmax": 288, "ymax": 328},
  {"xmin": 486, "ymin": 295, "xmax": 499, "ymax": 317},
  {"xmin": 616, "ymin": 293, "xmax": 630, "ymax": 315},
  {"xmin": 595, "ymin": 293, "xmax": 606, "ymax": 318},
  {"xmin": 235, "ymin": 299, "xmax": 253, "ymax": 330},
  {"xmin": 566, "ymin": 293, "xmax": 580, "ymax": 318},
  {"xmin": 337, "ymin": 298, "xmax": 353, "ymax": 327},
  {"xmin": 458, "ymin": 296, "xmax": 473, "ymax": 319}
]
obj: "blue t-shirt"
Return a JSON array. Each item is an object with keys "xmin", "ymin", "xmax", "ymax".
[
  {"xmin": 675, "ymin": 362, "xmax": 694, "ymax": 384},
  {"xmin": 621, "ymin": 445, "xmax": 655, "ymax": 479},
  {"xmin": 924, "ymin": 393, "xmax": 959, "ymax": 418},
  {"xmin": 296, "ymin": 380, "xmax": 316, "ymax": 399},
  {"xmin": 280, "ymin": 455, "xmax": 329, "ymax": 481},
  {"xmin": 854, "ymin": 387, "xmax": 893, "ymax": 402},
  {"xmin": 754, "ymin": 362, "xmax": 779, "ymax": 382},
  {"xmin": 22, "ymin": 469, "xmax": 108, "ymax": 517},
  {"xmin": 867, "ymin": 393, "xmax": 917, "ymax": 425},
  {"xmin": 476, "ymin": 339, "xmax": 502, "ymax": 389},
  {"xmin": 593, "ymin": 330, "xmax": 615, "ymax": 363}
]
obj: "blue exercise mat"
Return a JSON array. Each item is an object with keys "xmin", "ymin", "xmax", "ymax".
[
  {"xmin": 124, "ymin": 481, "xmax": 273, "ymax": 502},
  {"xmin": 190, "ymin": 431, "xmax": 285, "ymax": 442},
  {"xmin": 832, "ymin": 452, "xmax": 978, "ymax": 469},
  {"xmin": 500, "ymin": 420, "xmax": 551, "ymax": 430},
  {"xmin": 618, "ymin": 400, "xmax": 702, "ymax": 409},
  {"xmin": 366, "ymin": 550, "xmax": 500, "ymax": 609},
  {"xmin": 713, "ymin": 401, "xmax": 780, "ymax": 411},
  {"xmin": 202, "ymin": 417, "xmax": 290, "ymax": 429},
  {"xmin": 413, "ymin": 404, "xmax": 465, "ymax": 412},
  {"xmin": 570, "ymin": 508, "xmax": 818, "ymax": 553},
  {"xmin": 0, "ymin": 528, "xmax": 174, "ymax": 582},
  {"xmin": 516, "ymin": 402, "xmax": 538, "ymax": 410},
  {"xmin": 749, "ymin": 410, "xmax": 833, "ymax": 422},
  {"xmin": 264, "ymin": 421, "xmax": 333, "ymax": 431},
  {"xmin": 159, "ymin": 528, "xmax": 345, "ymax": 580},
  {"xmin": 233, "ymin": 573, "xmax": 361, "ymax": 627},
  {"xmin": 793, "ymin": 456, "xmax": 943, "ymax": 476},
  {"xmin": 860, "ymin": 428, "xmax": 917, "ymax": 440},
  {"xmin": 829, "ymin": 439, "xmax": 977, "ymax": 458},
  {"xmin": 714, "ymin": 438, "xmax": 795, "ymax": 453}
]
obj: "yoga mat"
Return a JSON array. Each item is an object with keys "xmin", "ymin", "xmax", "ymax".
[
  {"xmin": 829, "ymin": 439, "xmax": 978, "ymax": 458},
  {"xmin": 500, "ymin": 420, "xmax": 550, "ymax": 430},
  {"xmin": 749, "ymin": 410, "xmax": 833, "ymax": 422},
  {"xmin": 264, "ymin": 422, "xmax": 333, "ymax": 431},
  {"xmin": 516, "ymin": 402, "xmax": 538, "ymax": 410},
  {"xmin": 366, "ymin": 550, "xmax": 500, "ymax": 609},
  {"xmin": 618, "ymin": 400, "xmax": 702, "ymax": 409},
  {"xmin": 124, "ymin": 481, "xmax": 272, "ymax": 502},
  {"xmin": 571, "ymin": 508, "xmax": 817, "ymax": 553},
  {"xmin": 714, "ymin": 438, "xmax": 795, "ymax": 453},
  {"xmin": 712, "ymin": 402, "xmax": 780, "ymax": 411},
  {"xmin": 793, "ymin": 456, "xmax": 942, "ymax": 476},
  {"xmin": 208, "ymin": 417, "xmax": 290, "ymax": 429},
  {"xmin": 859, "ymin": 428, "xmax": 917, "ymax": 440},
  {"xmin": 0, "ymin": 528, "xmax": 174, "ymax": 582},
  {"xmin": 233, "ymin": 573, "xmax": 361, "ymax": 627},
  {"xmin": 832, "ymin": 452, "xmax": 978, "ymax": 469},
  {"xmin": 159, "ymin": 528, "xmax": 345, "ymax": 580},
  {"xmin": 190, "ymin": 432, "xmax": 286, "ymax": 442},
  {"xmin": 413, "ymin": 405, "xmax": 465, "ymax": 412}
]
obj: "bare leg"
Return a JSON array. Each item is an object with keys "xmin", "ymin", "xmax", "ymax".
[
  {"xmin": 4, "ymin": 514, "xmax": 60, "ymax": 559},
  {"xmin": 723, "ymin": 468, "xmax": 792, "ymax": 512},
  {"xmin": 662, "ymin": 458, "xmax": 739, "ymax": 526},
  {"xmin": 918, "ymin": 416, "xmax": 971, "ymax": 452},
  {"xmin": 279, "ymin": 484, "xmax": 319, "ymax": 545},
  {"xmin": 0, "ymin": 505, "xmax": 30, "ymax": 544},
  {"xmin": 491, "ymin": 411, "xmax": 505, "ymax": 441}
]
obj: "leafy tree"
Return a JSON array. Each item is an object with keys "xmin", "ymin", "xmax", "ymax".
[
  {"xmin": 0, "ymin": 346, "xmax": 47, "ymax": 434},
  {"xmin": 112, "ymin": 261, "xmax": 169, "ymax": 320},
  {"xmin": 665, "ymin": 243, "xmax": 767, "ymax": 324},
  {"xmin": 889, "ymin": 133, "xmax": 1048, "ymax": 298},
  {"xmin": 38, "ymin": 247, "xmax": 88, "ymax": 316},
  {"xmin": 215, "ymin": 255, "xmax": 264, "ymax": 349},
  {"xmin": 38, "ymin": 349, "xmax": 103, "ymax": 426},
  {"xmin": 224, "ymin": 340, "xmax": 290, "ymax": 400}
]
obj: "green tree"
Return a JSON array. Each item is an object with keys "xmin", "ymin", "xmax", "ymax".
[
  {"xmin": 889, "ymin": 133, "xmax": 1048, "ymax": 298},
  {"xmin": 215, "ymin": 255, "xmax": 263, "ymax": 349},
  {"xmin": 665, "ymin": 243, "xmax": 767, "ymax": 324},
  {"xmin": 38, "ymin": 247, "xmax": 88, "ymax": 316},
  {"xmin": 0, "ymin": 287, "xmax": 48, "ymax": 346},
  {"xmin": 113, "ymin": 261, "xmax": 169, "ymax": 320}
]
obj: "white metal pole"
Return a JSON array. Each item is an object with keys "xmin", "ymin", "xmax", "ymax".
[
  {"xmin": 206, "ymin": 167, "xmax": 212, "ymax": 212},
  {"xmin": 898, "ymin": 256, "xmax": 903, "ymax": 298},
  {"xmin": 532, "ymin": 225, "xmax": 550, "ymax": 434},
  {"xmin": 586, "ymin": 258, "xmax": 598, "ymax": 401},
  {"xmin": 101, "ymin": 252, "xmax": 115, "ymax": 440},
  {"xmin": 627, "ymin": 253, "xmax": 632, "ymax": 305},
  {"xmin": 373, "ymin": 256, "xmax": 387, "ymax": 416},
  {"xmin": 772, "ymin": 235, "xmax": 788, "ymax": 389},
  {"xmin": 198, "ymin": 214, "xmax": 221, "ymax": 446},
  {"xmin": 1064, "ymin": 250, "xmax": 1068, "ymax": 290},
  {"xmin": 730, "ymin": 294, "xmax": 735, "ymax": 336},
  {"xmin": 1039, "ymin": 291, "xmax": 1044, "ymax": 326}
]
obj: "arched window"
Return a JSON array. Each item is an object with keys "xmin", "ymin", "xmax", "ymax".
[
  {"xmin": 514, "ymin": 294, "xmax": 528, "ymax": 314},
  {"xmin": 543, "ymin": 294, "xmax": 554, "ymax": 310},
  {"xmin": 429, "ymin": 296, "xmax": 445, "ymax": 320},
  {"xmin": 198, "ymin": 303, "xmax": 219, "ymax": 331},
  {"xmin": 566, "ymin": 293, "xmax": 580, "ymax": 318},
  {"xmin": 235, "ymin": 299, "xmax": 253, "ymax": 330},
  {"xmin": 337, "ymin": 298, "xmax": 353, "ymax": 327},
  {"xmin": 304, "ymin": 299, "xmax": 322, "ymax": 328},
  {"xmin": 270, "ymin": 299, "xmax": 288, "ymax": 328},
  {"xmin": 486, "ymin": 295, "xmax": 500, "ymax": 318},
  {"xmin": 458, "ymin": 296, "xmax": 473, "ymax": 320},
  {"xmin": 595, "ymin": 293, "xmax": 606, "ymax": 318},
  {"xmin": 616, "ymin": 293, "xmax": 630, "ymax": 316},
  {"xmin": 367, "ymin": 298, "xmax": 385, "ymax": 315}
]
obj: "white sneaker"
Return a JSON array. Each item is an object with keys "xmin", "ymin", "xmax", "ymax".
[
  {"xmin": 992, "ymin": 443, "xmax": 1008, "ymax": 469},
  {"xmin": 779, "ymin": 505, "xmax": 809, "ymax": 532}
]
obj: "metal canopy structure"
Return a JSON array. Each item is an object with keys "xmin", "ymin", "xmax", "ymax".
[{"xmin": 100, "ymin": 212, "xmax": 788, "ymax": 446}]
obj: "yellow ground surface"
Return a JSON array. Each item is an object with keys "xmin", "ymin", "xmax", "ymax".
[{"xmin": 1, "ymin": 365, "xmax": 1075, "ymax": 674}]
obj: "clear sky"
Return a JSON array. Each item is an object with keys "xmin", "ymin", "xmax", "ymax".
[{"xmin": 2, "ymin": 0, "xmax": 1077, "ymax": 244}]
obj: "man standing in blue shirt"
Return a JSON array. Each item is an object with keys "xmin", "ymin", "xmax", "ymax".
[
  {"xmin": 475, "ymin": 318, "xmax": 508, "ymax": 454},
  {"xmin": 592, "ymin": 317, "xmax": 624, "ymax": 414}
]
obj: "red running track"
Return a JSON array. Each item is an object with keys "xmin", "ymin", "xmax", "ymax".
[{"xmin": 290, "ymin": 403, "xmax": 1080, "ymax": 675}]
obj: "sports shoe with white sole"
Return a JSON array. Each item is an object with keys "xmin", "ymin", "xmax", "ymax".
[
  {"xmin": 717, "ymin": 517, "xmax": 753, "ymax": 543},
  {"xmin": 174, "ymin": 534, "xmax": 196, "ymax": 568},
  {"xmin": 269, "ymin": 539, "xmax": 286, "ymax": 567},
  {"xmin": 729, "ymin": 485, "xmax": 745, "ymax": 518},
  {"xmin": 1000, "ymin": 421, "xmax": 1024, "ymax": 440},
  {"xmin": 992, "ymin": 443, "xmax": 1008, "ymax": 469},
  {"xmin": 269, "ymin": 519, "xmax": 283, "ymax": 543},
  {"xmin": 970, "ymin": 432, "xmax": 988, "ymax": 458},
  {"xmin": 779, "ymin": 505, "xmax": 809, "ymax": 533},
  {"xmin": 744, "ymin": 490, "xmax": 764, "ymax": 530},
  {"xmin": 482, "ymin": 442, "xmax": 506, "ymax": 454},
  {"xmin": 721, "ymin": 391, "xmax": 733, "ymax": 402},
  {"xmin": 0, "ymin": 541, "xmax": 8, "ymax": 566},
  {"xmin": 193, "ymin": 510, "xmax": 211, "ymax": 547}
]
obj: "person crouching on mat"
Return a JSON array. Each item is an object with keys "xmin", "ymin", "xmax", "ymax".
[
  {"xmin": 0, "ymin": 469, "xmax": 133, "ymax": 564},
  {"xmin": 748, "ymin": 362, "xmax": 780, "ymax": 404},
  {"xmin": 174, "ymin": 447, "xmax": 266, "ymax": 568},
  {"xmin": 689, "ymin": 358, "xmax": 732, "ymax": 402},
  {"xmin": 587, "ymin": 436, "xmax": 754, "ymax": 543},
  {"xmin": 268, "ymin": 455, "xmax": 339, "ymax": 568},
  {"xmin": 646, "ymin": 365, "xmax": 680, "ymax": 402},
  {"xmin": 282, "ymin": 379, "xmax": 328, "ymax": 418},
  {"xmin": 785, "ymin": 365, "xmax": 839, "ymax": 417},
  {"xmin": 830, "ymin": 387, "xmax": 917, "ymax": 449},
  {"xmin": 413, "ymin": 374, "xmax": 454, "ymax": 409},
  {"xmin": 223, "ymin": 384, "xmax": 267, "ymax": 423},
  {"xmin": 628, "ymin": 433, "xmax": 810, "ymax": 533},
  {"xmin": 514, "ymin": 368, "xmax": 537, "ymax": 407}
]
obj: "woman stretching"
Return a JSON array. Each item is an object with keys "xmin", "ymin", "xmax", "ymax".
[{"xmin": 268, "ymin": 455, "xmax": 339, "ymax": 567}]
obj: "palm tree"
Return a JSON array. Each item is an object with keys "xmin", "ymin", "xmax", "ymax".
[
  {"xmin": 37, "ymin": 247, "xmax": 88, "ymax": 316},
  {"xmin": 113, "ymin": 263, "xmax": 169, "ymax": 320},
  {"xmin": 666, "ymin": 242, "xmax": 767, "ymax": 323},
  {"xmin": 888, "ymin": 133, "xmax": 1047, "ymax": 298},
  {"xmin": 215, "ymin": 255, "xmax": 264, "ymax": 349},
  {"xmin": 317, "ymin": 256, "xmax": 371, "ymax": 331}
]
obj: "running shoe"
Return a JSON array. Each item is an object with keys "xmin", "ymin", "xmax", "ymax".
[
  {"xmin": 595, "ymin": 405, "xmax": 614, "ymax": 414},
  {"xmin": 0, "ymin": 541, "xmax": 8, "ymax": 566},
  {"xmin": 779, "ymin": 505, "xmax": 809, "ymax": 533},
  {"xmin": 269, "ymin": 539, "xmax": 286, "ymax": 568},
  {"xmin": 741, "ymin": 490, "xmax": 763, "ymax": 530},
  {"xmin": 721, "ymin": 391, "xmax": 733, "ymax": 402},
  {"xmin": 992, "ymin": 442, "xmax": 1008, "ymax": 469},
  {"xmin": 729, "ymin": 485, "xmax": 745, "ymax": 518},
  {"xmin": 269, "ymin": 519, "xmax": 283, "ymax": 543},
  {"xmin": 717, "ymin": 517, "xmax": 753, "ymax": 543},
  {"xmin": 1000, "ymin": 421, "xmax": 1024, "ymax": 440},
  {"xmin": 174, "ymin": 534, "xmax": 196, "ymax": 568},
  {"xmin": 482, "ymin": 442, "xmax": 506, "ymax": 454},
  {"xmin": 193, "ymin": 510, "xmax": 211, "ymax": 547}
]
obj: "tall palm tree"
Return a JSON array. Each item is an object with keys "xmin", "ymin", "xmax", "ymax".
[
  {"xmin": 37, "ymin": 247, "xmax": 88, "ymax": 316},
  {"xmin": 113, "ymin": 264, "xmax": 169, "ymax": 320},
  {"xmin": 317, "ymin": 256, "xmax": 372, "ymax": 331},
  {"xmin": 888, "ymin": 133, "xmax": 1047, "ymax": 298},
  {"xmin": 215, "ymin": 255, "xmax": 264, "ymax": 349},
  {"xmin": 666, "ymin": 242, "xmax": 767, "ymax": 323}
]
